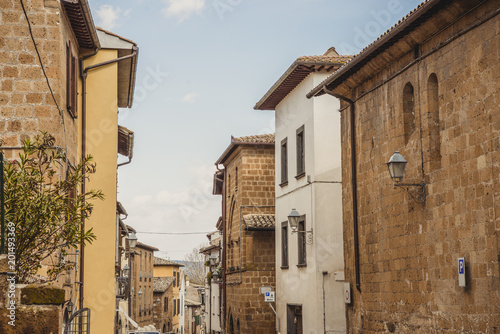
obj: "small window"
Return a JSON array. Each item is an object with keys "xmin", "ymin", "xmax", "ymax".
[
  {"xmin": 177, "ymin": 272, "xmax": 180, "ymax": 287},
  {"xmin": 66, "ymin": 41, "xmax": 77, "ymax": 118},
  {"xmin": 403, "ymin": 82, "xmax": 415, "ymax": 145},
  {"xmin": 174, "ymin": 298, "xmax": 176, "ymax": 315},
  {"xmin": 177, "ymin": 299, "xmax": 180, "ymax": 315},
  {"xmin": 297, "ymin": 218, "xmax": 306, "ymax": 266},
  {"xmin": 173, "ymin": 271, "xmax": 176, "ymax": 286},
  {"xmin": 164, "ymin": 297, "xmax": 168, "ymax": 312},
  {"xmin": 281, "ymin": 222, "xmax": 288, "ymax": 268},
  {"xmin": 280, "ymin": 138, "xmax": 288, "ymax": 186},
  {"xmin": 296, "ymin": 126, "xmax": 305, "ymax": 178}
]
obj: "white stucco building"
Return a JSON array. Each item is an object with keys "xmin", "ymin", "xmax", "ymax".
[
  {"xmin": 200, "ymin": 230, "xmax": 223, "ymax": 334},
  {"xmin": 255, "ymin": 47, "xmax": 353, "ymax": 334}
]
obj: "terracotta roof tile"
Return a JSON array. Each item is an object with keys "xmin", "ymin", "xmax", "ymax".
[
  {"xmin": 154, "ymin": 257, "xmax": 184, "ymax": 267},
  {"xmin": 153, "ymin": 276, "xmax": 175, "ymax": 293},
  {"xmin": 243, "ymin": 214, "xmax": 275, "ymax": 230},
  {"xmin": 296, "ymin": 55, "xmax": 354, "ymax": 63},
  {"xmin": 233, "ymin": 133, "xmax": 275, "ymax": 144}
]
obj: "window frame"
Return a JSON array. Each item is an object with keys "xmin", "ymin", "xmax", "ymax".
[
  {"xmin": 297, "ymin": 216, "xmax": 306, "ymax": 267},
  {"xmin": 281, "ymin": 221, "xmax": 289, "ymax": 269},
  {"xmin": 280, "ymin": 138, "xmax": 288, "ymax": 186},
  {"xmin": 66, "ymin": 41, "xmax": 77, "ymax": 118},
  {"xmin": 296, "ymin": 125, "xmax": 305, "ymax": 178}
]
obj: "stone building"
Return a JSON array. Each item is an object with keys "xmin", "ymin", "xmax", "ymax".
[
  {"xmin": 132, "ymin": 242, "xmax": 159, "ymax": 328},
  {"xmin": 0, "ymin": 0, "xmax": 139, "ymax": 332},
  {"xmin": 153, "ymin": 276, "xmax": 175, "ymax": 333},
  {"xmin": 308, "ymin": 0, "xmax": 500, "ymax": 332},
  {"xmin": 213, "ymin": 134, "xmax": 276, "ymax": 333},
  {"xmin": 154, "ymin": 257, "xmax": 185, "ymax": 332},
  {"xmin": 255, "ymin": 48, "xmax": 353, "ymax": 333}
]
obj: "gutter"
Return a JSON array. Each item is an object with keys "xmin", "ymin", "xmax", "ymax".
[{"xmin": 321, "ymin": 86, "xmax": 361, "ymax": 293}]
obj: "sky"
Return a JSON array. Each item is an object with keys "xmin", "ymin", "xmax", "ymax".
[{"xmin": 87, "ymin": 0, "xmax": 421, "ymax": 260}]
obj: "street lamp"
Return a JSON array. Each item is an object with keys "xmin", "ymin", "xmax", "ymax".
[
  {"xmin": 287, "ymin": 209, "xmax": 313, "ymax": 244},
  {"xmin": 128, "ymin": 232, "xmax": 138, "ymax": 249},
  {"xmin": 386, "ymin": 151, "xmax": 426, "ymax": 204},
  {"xmin": 122, "ymin": 264, "xmax": 130, "ymax": 278},
  {"xmin": 209, "ymin": 254, "xmax": 218, "ymax": 266}
]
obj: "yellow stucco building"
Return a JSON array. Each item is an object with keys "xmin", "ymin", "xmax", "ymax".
[{"xmin": 78, "ymin": 28, "xmax": 138, "ymax": 332}]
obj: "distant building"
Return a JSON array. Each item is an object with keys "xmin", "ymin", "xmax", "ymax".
[
  {"xmin": 213, "ymin": 134, "xmax": 276, "ymax": 333},
  {"xmin": 308, "ymin": 0, "xmax": 500, "ymax": 332},
  {"xmin": 154, "ymin": 257, "xmax": 185, "ymax": 332},
  {"xmin": 132, "ymin": 242, "xmax": 159, "ymax": 328},
  {"xmin": 153, "ymin": 276, "xmax": 175, "ymax": 333},
  {"xmin": 200, "ymin": 230, "xmax": 223, "ymax": 334},
  {"xmin": 255, "ymin": 47, "xmax": 352, "ymax": 333}
]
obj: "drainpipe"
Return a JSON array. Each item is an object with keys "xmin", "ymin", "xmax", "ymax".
[
  {"xmin": 78, "ymin": 47, "xmax": 139, "ymax": 311},
  {"xmin": 322, "ymin": 86, "xmax": 361, "ymax": 292}
]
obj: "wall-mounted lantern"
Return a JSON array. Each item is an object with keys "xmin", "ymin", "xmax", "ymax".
[
  {"xmin": 287, "ymin": 209, "xmax": 313, "ymax": 244},
  {"xmin": 387, "ymin": 151, "xmax": 425, "ymax": 204}
]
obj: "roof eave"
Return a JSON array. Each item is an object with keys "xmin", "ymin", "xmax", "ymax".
[
  {"xmin": 307, "ymin": 0, "xmax": 442, "ymax": 99},
  {"xmin": 61, "ymin": 0, "xmax": 100, "ymax": 50},
  {"xmin": 255, "ymin": 60, "xmax": 346, "ymax": 110},
  {"xmin": 215, "ymin": 139, "xmax": 274, "ymax": 166}
]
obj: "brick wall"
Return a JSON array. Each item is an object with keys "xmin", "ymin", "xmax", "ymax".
[
  {"xmin": 341, "ymin": 1, "xmax": 499, "ymax": 332},
  {"xmin": 0, "ymin": 0, "xmax": 79, "ymax": 163},
  {"xmin": 223, "ymin": 144, "xmax": 276, "ymax": 333}
]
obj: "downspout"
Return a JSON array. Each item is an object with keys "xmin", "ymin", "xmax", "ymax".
[
  {"xmin": 322, "ymin": 86, "xmax": 361, "ymax": 292},
  {"xmin": 79, "ymin": 47, "xmax": 139, "ymax": 311}
]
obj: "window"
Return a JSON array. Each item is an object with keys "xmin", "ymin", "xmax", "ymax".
[
  {"xmin": 177, "ymin": 272, "xmax": 180, "ymax": 287},
  {"xmin": 173, "ymin": 271, "xmax": 176, "ymax": 286},
  {"xmin": 235, "ymin": 167, "xmax": 238, "ymax": 192},
  {"xmin": 174, "ymin": 298, "xmax": 177, "ymax": 315},
  {"xmin": 403, "ymin": 82, "xmax": 415, "ymax": 145},
  {"xmin": 281, "ymin": 222, "xmax": 288, "ymax": 268},
  {"xmin": 280, "ymin": 138, "xmax": 288, "ymax": 186},
  {"xmin": 164, "ymin": 297, "xmax": 168, "ymax": 312},
  {"xmin": 296, "ymin": 126, "xmax": 305, "ymax": 177},
  {"xmin": 297, "ymin": 218, "xmax": 306, "ymax": 266},
  {"xmin": 66, "ymin": 41, "xmax": 77, "ymax": 118},
  {"xmin": 177, "ymin": 299, "xmax": 180, "ymax": 315}
]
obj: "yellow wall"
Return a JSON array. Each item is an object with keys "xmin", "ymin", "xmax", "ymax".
[{"xmin": 80, "ymin": 49, "xmax": 119, "ymax": 334}]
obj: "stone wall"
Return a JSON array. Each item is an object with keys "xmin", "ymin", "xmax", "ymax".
[
  {"xmin": 340, "ymin": 1, "xmax": 500, "ymax": 332},
  {"xmin": 0, "ymin": 255, "xmax": 65, "ymax": 333},
  {"xmin": 223, "ymin": 144, "xmax": 276, "ymax": 333},
  {"xmin": 0, "ymin": 0, "xmax": 80, "ymax": 163}
]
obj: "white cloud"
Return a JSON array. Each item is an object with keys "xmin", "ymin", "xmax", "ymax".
[
  {"xmin": 182, "ymin": 93, "xmax": 198, "ymax": 103},
  {"xmin": 162, "ymin": 0, "xmax": 205, "ymax": 22},
  {"xmin": 96, "ymin": 5, "xmax": 126, "ymax": 30},
  {"xmin": 118, "ymin": 164, "xmax": 219, "ymax": 259}
]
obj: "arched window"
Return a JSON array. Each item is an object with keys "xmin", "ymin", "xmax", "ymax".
[
  {"xmin": 403, "ymin": 82, "xmax": 415, "ymax": 145},
  {"xmin": 427, "ymin": 73, "xmax": 441, "ymax": 170}
]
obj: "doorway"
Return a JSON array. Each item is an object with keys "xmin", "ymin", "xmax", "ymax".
[{"xmin": 286, "ymin": 304, "xmax": 302, "ymax": 334}]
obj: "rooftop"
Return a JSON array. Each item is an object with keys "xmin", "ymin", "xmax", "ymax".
[
  {"xmin": 254, "ymin": 47, "xmax": 354, "ymax": 110},
  {"xmin": 153, "ymin": 276, "xmax": 175, "ymax": 293},
  {"xmin": 154, "ymin": 257, "xmax": 184, "ymax": 267},
  {"xmin": 215, "ymin": 133, "xmax": 275, "ymax": 165},
  {"xmin": 243, "ymin": 214, "xmax": 275, "ymax": 231}
]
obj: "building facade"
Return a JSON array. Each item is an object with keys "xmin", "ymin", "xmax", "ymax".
[
  {"xmin": 153, "ymin": 276, "xmax": 176, "ymax": 333},
  {"xmin": 154, "ymin": 257, "xmax": 185, "ymax": 332},
  {"xmin": 200, "ymin": 230, "xmax": 223, "ymax": 334},
  {"xmin": 308, "ymin": 0, "xmax": 500, "ymax": 332},
  {"xmin": 214, "ymin": 134, "xmax": 276, "ymax": 333},
  {"xmin": 255, "ymin": 48, "xmax": 353, "ymax": 333},
  {"xmin": 0, "ymin": 1, "xmax": 138, "ymax": 332},
  {"xmin": 132, "ymin": 242, "xmax": 159, "ymax": 328}
]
